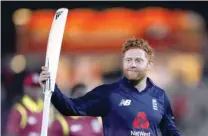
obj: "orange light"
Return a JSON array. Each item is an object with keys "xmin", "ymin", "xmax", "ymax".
[{"xmin": 13, "ymin": 8, "xmax": 32, "ymax": 26}]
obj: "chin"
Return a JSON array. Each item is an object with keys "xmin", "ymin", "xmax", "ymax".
[
  {"xmin": 129, "ymin": 77, "xmax": 140, "ymax": 81},
  {"xmin": 126, "ymin": 74, "xmax": 140, "ymax": 81},
  {"xmin": 126, "ymin": 72, "xmax": 146, "ymax": 81}
]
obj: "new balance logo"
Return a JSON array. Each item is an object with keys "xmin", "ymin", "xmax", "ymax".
[
  {"xmin": 119, "ymin": 99, "xmax": 131, "ymax": 106},
  {"xmin": 55, "ymin": 11, "xmax": 63, "ymax": 19},
  {"xmin": 152, "ymin": 99, "xmax": 158, "ymax": 111}
]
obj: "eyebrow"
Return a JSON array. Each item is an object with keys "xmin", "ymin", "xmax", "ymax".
[
  {"xmin": 125, "ymin": 57, "xmax": 144, "ymax": 60},
  {"xmin": 135, "ymin": 58, "xmax": 144, "ymax": 61}
]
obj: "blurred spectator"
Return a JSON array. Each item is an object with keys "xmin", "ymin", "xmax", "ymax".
[
  {"xmin": 70, "ymin": 83, "xmax": 87, "ymax": 98},
  {"xmin": 181, "ymin": 81, "xmax": 208, "ymax": 136},
  {"xmin": 73, "ymin": 56, "xmax": 104, "ymax": 92},
  {"xmin": 49, "ymin": 83, "xmax": 103, "ymax": 136},
  {"xmin": 5, "ymin": 72, "xmax": 54, "ymax": 136}
]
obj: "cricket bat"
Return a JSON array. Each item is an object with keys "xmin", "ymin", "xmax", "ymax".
[{"xmin": 40, "ymin": 8, "xmax": 68, "ymax": 136}]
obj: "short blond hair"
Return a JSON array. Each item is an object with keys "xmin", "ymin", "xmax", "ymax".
[{"xmin": 122, "ymin": 37, "xmax": 154, "ymax": 62}]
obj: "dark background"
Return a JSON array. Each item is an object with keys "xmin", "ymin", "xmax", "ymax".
[{"xmin": 2, "ymin": 1, "xmax": 208, "ymax": 57}]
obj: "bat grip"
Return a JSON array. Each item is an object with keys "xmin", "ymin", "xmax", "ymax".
[
  {"xmin": 44, "ymin": 78, "xmax": 51, "ymax": 93},
  {"xmin": 44, "ymin": 58, "xmax": 51, "ymax": 93}
]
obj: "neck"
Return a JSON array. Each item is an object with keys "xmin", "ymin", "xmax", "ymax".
[{"xmin": 132, "ymin": 77, "xmax": 147, "ymax": 92}]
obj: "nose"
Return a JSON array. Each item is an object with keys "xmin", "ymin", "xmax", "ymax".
[{"xmin": 130, "ymin": 61, "xmax": 137, "ymax": 68}]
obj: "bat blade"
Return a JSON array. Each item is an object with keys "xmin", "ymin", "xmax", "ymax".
[{"xmin": 40, "ymin": 8, "xmax": 68, "ymax": 136}]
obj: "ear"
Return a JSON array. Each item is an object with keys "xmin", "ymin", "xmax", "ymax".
[
  {"xmin": 147, "ymin": 60, "xmax": 154, "ymax": 70},
  {"xmin": 122, "ymin": 54, "xmax": 126, "ymax": 62}
]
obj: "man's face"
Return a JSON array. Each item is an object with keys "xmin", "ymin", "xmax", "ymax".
[
  {"xmin": 24, "ymin": 86, "xmax": 42, "ymax": 101},
  {"xmin": 123, "ymin": 48, "xmax": 150, "ymax": 81}
]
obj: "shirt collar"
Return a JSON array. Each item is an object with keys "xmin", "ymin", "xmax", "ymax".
[{"xmin": 22, "ymin": 95, "xmax": 43, "ymax": 112}]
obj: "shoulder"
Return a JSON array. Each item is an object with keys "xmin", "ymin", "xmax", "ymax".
[
  {"xmin": 153, "ymin": 85, "xmax": 166, "ymax": 95},
  {"xmin": 92, "ymin": 81, "xmax": 120, "ymax": 94},
  {"xmin": 54, "ymin": 114, "xmax": 67, "ymax": 125},
  {"xmin": 149, "ymin": 82, "xmax": 169, "ymax": 101},
  {"xmin": 148, "ymin": 78, "xmax": 165, "ymax": 95},
  {"xmin": 11, "ymin": 103, "xmax": 25, "ymax": 115},
  {"xmin": 55, "ymin": 114, "xmax": 70, "ymax": 135},
  {"xmin": 151, "ymin": 84, "xmax": 172, "ymax": 106},
  {"xmin": 7, "ymin": 103, "xmax": 28, "ymax": 129},
  {"xmin": 7, "ymin": 104, "xmax": 22, "ymax": 120},
  {"xmin": 50, "ymin": 116, "xmax": 65, "ymax": 135},
  {"xmin": 51, "ymin": 117, "xmax": 62, "ymax": 128}
]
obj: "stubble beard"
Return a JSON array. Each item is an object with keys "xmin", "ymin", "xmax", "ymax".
[{"xmin": 123, "ymin": 69, "xmax": 147, "ymax": 84}]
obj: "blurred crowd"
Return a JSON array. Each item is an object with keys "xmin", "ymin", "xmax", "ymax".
[
  {"xmin": 2, "ymin": 6, "xmax": 208, "ymax": 136},
  {"xmin": 2, "ymin": 72, "xmax": 103, "ymax": 136}
]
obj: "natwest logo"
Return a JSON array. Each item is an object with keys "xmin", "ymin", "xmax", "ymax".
[
  {"xmin": 131, "ymin": 112, "xmax": 151, "ymax": 136},
  {"xmin": 131, "ymin": 131, "xmax": 151, "ymax": 136},
  {"xmin": 133, "ymin": 112, "xmax": 150, "ymax": 129}
]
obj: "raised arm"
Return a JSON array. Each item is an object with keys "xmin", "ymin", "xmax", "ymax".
[
  {"xmin": 39, "ymin": 66, "xmax": 110, "ymax": 117},
  {"xmin": 51, "ymin": 84, "xmax": 109, "ymax": 116}
]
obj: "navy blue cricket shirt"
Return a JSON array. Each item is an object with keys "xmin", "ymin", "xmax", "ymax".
[{"xmin": 51, "ymin": 77, "xmax": 180, "ymax": 136}]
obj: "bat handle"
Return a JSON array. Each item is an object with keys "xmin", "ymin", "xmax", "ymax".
[
  {"xmin": 40, "ymin": 91, "xmax": 52, "ymax": 136},
  {"xmin": 44, "ymin": 58, "xmax": 51, "ymax": 93}
]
